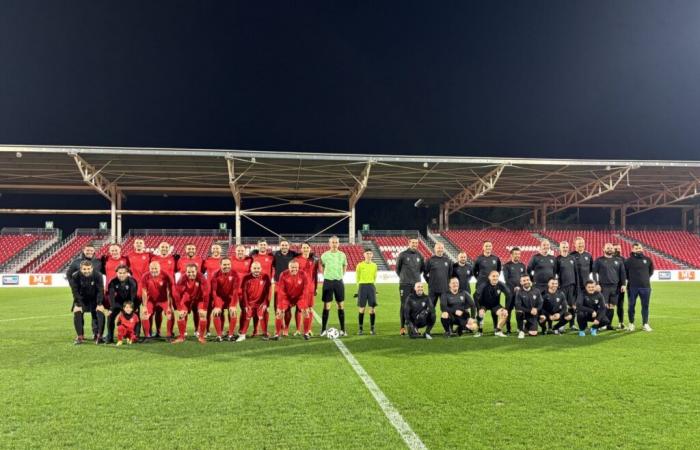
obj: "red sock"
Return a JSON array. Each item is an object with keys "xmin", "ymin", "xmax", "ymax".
[
  {"xmin": 198, "ymin": 316, "xmax": 207, "ymax": 337},
  {"xmin": 142, "ymin": 317, "xmax": 151, "ymax": 337},
  {"xmin": 166, "ymin": 317, "xmax": 174, "ymax": 338},
  {"xmin": 206, "ymin": 308, "xmax": 212, "ymax": 333},
  {"xmin": 213, "ymin": 315, "xmax": 223, "ymax": 337},
  {"xmin": 177, "ymin": 319, "xmax": 187, "ymax": 337},
  {"xmin": 240, "ymin": 316, "xmax": 251, "ymax": 334},
  {"xmin": 275, "ymin": 317, "xmax": 283, "ymax": 335},
  {"xmin": 304, "ymin": 314, "xmax": 313, "ymax": 334},
  {"xmin": 228, "ymin": 316, "xmax": 238, "ymax": 336},
  {"xmin": 260, "ymin": 310, "xmax": 270, "ymax": 335},
  {"xmin": 295, "ymin": 309, "xmax": 302, "ymax": 331}
]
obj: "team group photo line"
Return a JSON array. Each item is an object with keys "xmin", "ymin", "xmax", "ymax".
[{"xmin": 68, "ymin": 234, "xmax": 655, "ymax": 345}]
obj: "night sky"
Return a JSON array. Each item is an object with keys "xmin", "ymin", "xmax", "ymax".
[{"xmin": 1, "ymin": 1, "xmax": 699, "ymax": 233}]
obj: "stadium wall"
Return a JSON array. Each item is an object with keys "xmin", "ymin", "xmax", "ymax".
[{"xmin": 1, "ymin": 270, "xmax": 698, "ymax": 288}]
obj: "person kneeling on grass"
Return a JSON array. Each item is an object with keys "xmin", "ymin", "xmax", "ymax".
[
  {"xmin": 576, "ymin": 280, "xmax": 610, "ymax": 336},
  {"xmin": 355, "ymin": 248, "xmax": 378, "ymax": 336},
  {"xmin": 541, "ymin": 278, "xmax": 573, "ymax": 335},
  {"xmin": 440, "ymin": 277, "xmax": 478, "ymax": 337},
  {"xmin": 116, "ymin": 301, "xmax": 140, "ymax": 345},
  {"xmin": 69, "ymin": 260, "xmax": 106, "ymax": 345},
  {"xmin": 404, "ymin": 282, "xmax": 436, "ymax": 339},
  {"xmin": 473, "ymin": 271, "xmax": 511, "ymax": 337},
  {"xmin": 514, "ymin": 274, "xmax": 545, "ymax": 339}
]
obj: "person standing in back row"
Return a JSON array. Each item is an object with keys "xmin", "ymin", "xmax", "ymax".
[
  {"xmin": 593, "ymin": 243, "xmax": 627, "ymax": 331},
  {"xmin": 320, "ymin": 236, "xmax": 348, "ymax": 337},
  {"xmin": 502, "ymin": 247, "xmax": 526, "ymax": 335},
  {"xmin": 423, "ymin": 242, "xmax": 452, "ymax": 313},
  {"xmin": 527, "ymin": 240, "xmax": 558, "ymax": 294},
  {"xmin": 624, "ymin": 243, "xmax": 654, "ymax": 332},
  {"xmin": 556, "ymin": 241, "xmax": 579, "ymax": 330},
  {"xmin": 473, "ymin": 241, "xmax": 501, "ymax": 291},
  {"xmin": 395, "ymin": 237, "xmax": 425, "ymax": 336}
]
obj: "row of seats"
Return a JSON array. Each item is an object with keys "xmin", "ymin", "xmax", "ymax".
[
  {"xmin": 34, "ymin": 235, "xmax": 98, "ymax": 273},
  {"xmin": 0, "ymin": 234, "xmax": 47, "ymax": 266},
  {"xmin": 442, "ymin": 230, "xmax": 543, "ymax": 263},
  {"xmin": 543, "ymin": 230, "xmax": 680, "ymax": 270},
  {"xmin": 623, "ymin": 230, "xmax": 700, "ymax": 269},
  {"xmin": 367, "ymin": 236, "xmax": 432, "ymax": 270}
]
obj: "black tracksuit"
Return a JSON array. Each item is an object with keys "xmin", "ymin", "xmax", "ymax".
[
  {"xmin": 474, "ymin": 281, "xmax": 510, "ymax": 332},
  {"xmin": 593, "ymin": 255, "xmax": 627, "ymax": 326},
  {"xmin": 514, "ymin": 288, "xmax": 544, "ymax": 332},
  {"xmin": 575, "ymin": 291, "xmax": 609, "ymax": 330},
  {"xmin": 452, "ymin": 262, "xmax": 473, "ymax": 295},
  {"xmin": 625, "ymin": 252, "xmax": 655, "ymax": 325},
  {"xmin": 66, "ymin": 253, "xmax": 103, "ymax": 279},
  {"xmin": 472, "ymin": 254, "xmax": 502, "ymax": 290},
  {"xmin": 542, "ymin": 289, "xmax": 570, "ymax": 331},
  {"xmin": 556, "ymin": 253, "xmax": 579, "ymax": 327},
  {"xmin": 527, "ymin": 253, "xmax": 558, "ymax": 293},
  {"xmin": 403, "ymin": 292, "xmax": 435, "ymax": 337},
  {"xmin": 272, "ymin": 250, "xmax": 299, "ymax": 282},
  {"xmin": 571, "ymin": 250, "xmax": 594, "ymax": 292},
  {"xmin": 69, "ymin": 271, "xmax": 105, "ymax": 338},
  {"xmin": 502, "ymin": 261, "xmax": 526, "ymax": 332},
  {"xmin": 105, "ymin": 276, "xmax": 139, "ymax": 341},
  {"xmin": 440, "ymin": 290, "xmax": 475, "ymax": 335},
  {"xmin": 423, "ymin": 254, "xmax": 453, "ymax": 310},
  {"xmin": 396, "ymin": 249, "xmax": 425, "ymax": 328}
]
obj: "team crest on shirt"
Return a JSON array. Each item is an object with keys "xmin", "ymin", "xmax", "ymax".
[
  {"xmin": 142, "ymin": 256, "xmax": 146, "ymax": 260},
  {"xmin": 460, "ymin": 296, "xmax": 464, "ymax": 300},
  {"xmin": 259, "ymin": 281, "xmax": 263, "ymax": 285},
  {"xmin": 643, "ymin": 260, "xmax": 647, "ymax": 264},
  {"xmin": 549, "ymin": 259, "xmax": 553, "ymax": 264},
  {"xmin": 614, "ymin": 261, "xmax": 619, "ymax": 265},
  {"xmin": 570, "ymin": 260, "xmax": 574, "ymax": 264},
  {"xmin": 492, "ymin": 259, "xmax": 496, "ymax": 264},
  {"xmin": 496, "ymin": 290, "xmax": 501, "ymax": 295},
  {"xmin": 421, "ymin": 302, "xmax": 426, "ymax": 307},
  {"xmin": 298, "ymin": 280, "xmax": 302, "ymax": 285},
  {"xmin": 532, "ymin": 294, "xmax": 536, "ymax": 299},
  {"xmin": 228, "ymin": 276, "xmax": 233, "ymax": 281},
  {"xmin": 444, "ymin": 262, "xmax": 448, "ymax": 267},
  {"xmin": 520, "ymin": 267, "xmax": 523, "ymax": 272},
  {"xmin": 158, "ymin": 281, "xmax": 163, "ymax": 286},
  {"xmin": 584, "ymin": 257, "xmax": 589, "ymax": 260}
]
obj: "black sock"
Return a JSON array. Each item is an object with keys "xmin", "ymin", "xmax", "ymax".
[
  {"xmin": 606, "ymin": 309, "xmax": 614, "ymax": 326},
  {"xmin": 369, "ymin": 313, "xmax": 375, "ymax": 327},
  {"xmin": 441, "ymin": 317, "xmax": 451, "ymax": 332},
  {"xmin": 358, "ymin": 312, "xmax": 364, "ymax": 328},
  {"xmin": 338, "ymin": 309, "xmax": 345, "ymax": 331},
  {"xmin": 96, "ymin": 312, "xmax": 105, "ymax": 337},
  {"xmin": 74, "ymin": 312, "xmax": 84, "ymax": 336},
  {"xmin": 321, "ymin": 309, "xmax": 329, "ymax": 331}
]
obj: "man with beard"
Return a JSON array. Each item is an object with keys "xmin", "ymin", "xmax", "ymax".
[
  {"xmin": 576, "ymin": 280, "xmax": 610, "ymax": 336},
  {"xmin": 593, "ymin": 243, "xmax": 627, "ymax": 330},
  {"xmin": 624, "ymin": 243, "xmax": 655, "ymax": 332},
  {"xmin": 514, "ymin": 274, "xmax": 545, "ymax": 339},
  {"xmin": 404, "ymin": 282, "xmax": 436, "ymax": 339},
  {"xmin": 473, "ymin": 270, "xmax": 510, "ymax": 337},
  {"xmin": 502, "ymin": 247, "xmax": 526, "ymax": 335},
  {"xmin": 541, "ymin": 278, "xmax": 573, "ymax": 334},
  {"xmin": 395, "ymin": 237, "xmax": 425, "ymax": 335},
  {"xmin": 556, "ymin": 241, "xmax": 578, "ymax": 330},
  {"xmin": 440, "ymin": 277, "xmax": 478, "ymax": 337},
  {"xmin": 423, "ymin": 242, "xmax": 452, "ymax": 313}
]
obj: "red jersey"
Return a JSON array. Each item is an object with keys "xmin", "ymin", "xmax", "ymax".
[
  {"xmin": 252, "ymin": 252, "xmax": 275, "ymax": 279},
  {"xmin": 127, "ymin": 251, "xmax": 150, "ymax": 282},
  {"xmin": 203, "ymin": 256, "xmax": 222, "ymax": 278},
  {"xmin": 240, "ymin": 273, "xmax": 272, "ymax": 306},
  {"xmin": 140, "ymin": 272, "xmax": 173, "ymax": 304},
  {"xmin": 175, "ymin": 273, "xmax": 210, "ymax": 310},
  {"xmin": 294, "ymin": 254, "xmax": 319, "ymax": 293},
  {"xmin": 151, "ymin": 254, "xmax": 176, "ymax": 282},
  {"xmin": 210, "ymin": 270, "xmax": 239, "ymax": 309},
  {"xmin": 103, "ymin": 256, "xmax": 129, "ymax": 284},
  {"xmin": 276, "ymin": 269, "xmax": 307, "ymax": 301},
  {"xmin": 177, "ymin": 255, "xmax": 203, "ymax": 274},
  {"xmin": 231, "ymin": 256, "xmax": 252, "ymax": 288},
  {"xmin": 117, "ymin": 312, "xmax": 140, "ymax": 331}
]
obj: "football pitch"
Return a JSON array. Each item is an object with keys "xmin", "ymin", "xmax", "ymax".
[{"xmin": 1, "ymin": 283, "xmax": 699, "ymax": 450}]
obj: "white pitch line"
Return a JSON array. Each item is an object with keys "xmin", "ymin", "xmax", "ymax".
[
  {"xmin": 0, "ymin": 313, "xmax": 70, "ymax": 322},
  {"xmin": 312, "ymin": 311, "xmax": 427, "ymax": 450}
]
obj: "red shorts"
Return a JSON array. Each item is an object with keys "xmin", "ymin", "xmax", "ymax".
[
  {"xmin": 277, "ymin": 295, "xmax": 307, "ymax": 311},
  {"xmin": 146, "ymin": 300, "xmax": 170, "ymax": 316},
  {"xmin": 194, "ymin": 299, "xmax": 210, "ymax": 312}
]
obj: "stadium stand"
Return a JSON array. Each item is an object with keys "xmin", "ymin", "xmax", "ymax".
[
  {"xmin": 442, "ymin": 229, "xmax": 544, "ymax": 263},
  {"xmin": 33, "ymin": 233, "xmax": 103, "ymax": 273},
  {"xmin": 0, "ymin": 233, "xmax": 49, "ymax": 267},
  {"xmin": 622, "ymin": 230, "xmax": 700, "ymax": 269},
  {"xmin": 542, "ymin": 230, "xmax": 682, "ymax": 270},
  {"xmin": 366, "ymin": 236, "xmax": 432, "ymax": 270}
]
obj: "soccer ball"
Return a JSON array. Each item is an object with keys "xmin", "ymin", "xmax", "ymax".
[{"xmin": 326, "ymin": 328, "xmax": 340, "ymax": 340}]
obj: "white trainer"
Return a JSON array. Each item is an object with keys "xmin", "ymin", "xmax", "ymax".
[
  {"xmin": 642, "ymin": 324, "xmax": 653, "ymax": 332},
  {"xmin": 495, "ymin": 331, "xmax": 507, "ymax": 337},
  {"xmin": 473, "ymin": 332, "xmax": 482, "ymax": 338},
  {"xmin": 320, "ymin": 330, "xmax": 328, "ymax": 337},
  {"xmin": 518, "ymin": 331, "xmax": 525, "ymax": 339},
  {"xmin": 235, "ymin": 334, "xmax": 246, "ymax": 343},
  {"xmin": 627, "ymin": 323, "xmax": 636, "ymax": 332}
]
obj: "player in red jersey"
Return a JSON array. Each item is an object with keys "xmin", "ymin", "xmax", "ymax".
[
  {"xmin": 140, "ymin": 261, "xmax": 175, "ymax": 339},
  {"xmin": 116, "ymin": 301, "xmax": 140, "ymax": 345},
  {"xmin": 210, "ymin": 258, "xmax": 240, "ymax": 342},
  {"xmin": 250, "ymin": 239, "xmax": 275, "ymax": 337},
  {"xmin": 293, "ymin": 242, "xmax": 318, "ymax": 336},
  {"xmin": 202, "ymin": 243, "xmax": 224, "ymax": 335},
  {"xmin": 150, "ymin": 241, "xmax": 177, "ymax": 336},
  {"xmin": 231, "ymin": 244, "xmax": 252, "ymax": 335},
  {"xmin": 177, "ymin": 243, "xmax": 204, "ymax": 331},
  {"xmin": 127, "ymin": 238, "xmax": 150, "ymax": 283},
  {"xmin": 273, "ymin": 260, "xmax": 311, "ymax": 340},
  {"xmin": 236, "ymin": 261, "xmax": 272, "ymax": 342},
  {"xmin": 173, "ymin": 264, "xmax": 210, "ymax": 344},
  {"xmin": 102, "ymin": 244, "xmax": 129, "ymax": 285}
]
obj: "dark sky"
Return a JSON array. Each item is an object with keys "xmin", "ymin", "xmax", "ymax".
[{"xmin": 2, "ymin": 0, "xmax": 700, "ymax": 160}]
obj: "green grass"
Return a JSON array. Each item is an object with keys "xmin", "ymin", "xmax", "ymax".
[{"xmin": 1, "ymin": 283, "xmax": 699, "ymax": 449}]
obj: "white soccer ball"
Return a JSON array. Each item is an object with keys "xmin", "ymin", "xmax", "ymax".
[{"xmin": 326, "ymin": 327, "xmax": 340, "ymax": 339}]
